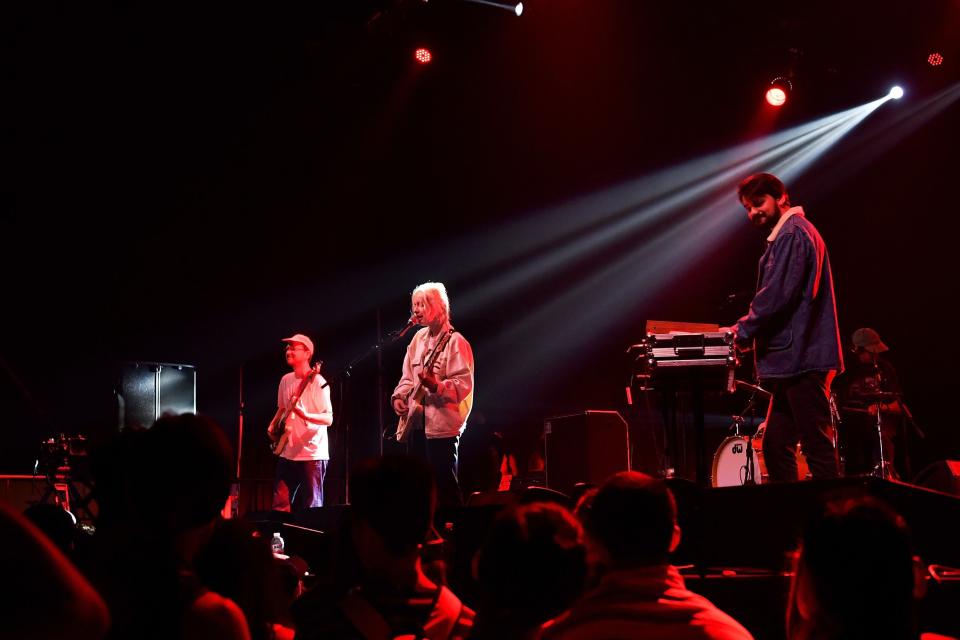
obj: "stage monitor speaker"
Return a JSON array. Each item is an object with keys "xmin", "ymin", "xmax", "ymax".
[
  {"xmin": 913, "ymin": 460, "xmax": 960, "ymax": 497},
  {"xmin": 544, "ymin": 410, "xmax": 631, "ymax": 497},
  {"xmin": 116, "ymin": 361, "xmax": 197, "ymax": 429}
]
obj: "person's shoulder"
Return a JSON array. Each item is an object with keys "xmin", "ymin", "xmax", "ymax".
[
  {"xmin": 450, "ymin": 605, "xmax": 476, "ymax": 640},
  {"xmin": 451, "ymin": 331, "xmax": 472, "ymax": 349},
  {"xmin": 776, "ymin": 218, "xmax": 820, "ymax": 251},
  {"xmin": 434, "ymin": 585, "xmax": 476, "ymax": 640},
  {"xmin": 790, "ymin": 212, "xmax": 826, "ymax": 239},
  {"xmin": 686, "ymin": 591, "xmax": 754, "ymax": 640},
  {"xmin": 781, "ymin": 213, "xmax": 812, "ymax": 234},
  {"xmin": 183, "ymin": 591, "xmax": 250, "ymax": 640}
]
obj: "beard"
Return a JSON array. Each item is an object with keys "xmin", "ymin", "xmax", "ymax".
[{"xmin": 750, "ymin": 210, "xmax": 778, "ymax": 230}]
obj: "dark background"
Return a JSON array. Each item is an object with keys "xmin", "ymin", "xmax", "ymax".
[{"xmin": 7, "ymin": 0, "xmax": 959, "ymax": 500}]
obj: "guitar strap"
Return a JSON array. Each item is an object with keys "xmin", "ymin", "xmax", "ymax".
[
  {"xmin": 420, "ymin": 329, "xmax": 454, "ymax": 372},
  {"xmin": 284, "ymin": 364, "xmax": 321, "ymax": 416}
]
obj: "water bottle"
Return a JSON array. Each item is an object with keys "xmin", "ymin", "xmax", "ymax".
[{"xmin": 271, "ymin": 532, "xmax": 285, "ymax": 555}]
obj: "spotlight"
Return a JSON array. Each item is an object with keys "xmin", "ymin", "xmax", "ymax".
[
  {"xmin": 765, "ymin": 77, "xmax": 792, "ymax": 107},
  {"xmin": 414, "ymin": 47, "xmax": 432, "ymax": 64},
  {"xmin": 888, "ymin": 86, "xmax": 904, "ymax": 99},
  {"xmin": 766, "ymin": 87, "xmax": 787, "ymax": 106},
  {"xmin": 927, "ymin": 52, "xmax": 944, "ymax": 67},
  {"xmin": 463, "ymin": 0, "xmax": 524, "ymax": 16}
]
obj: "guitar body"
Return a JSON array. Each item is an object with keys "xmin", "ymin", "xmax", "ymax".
[
  {"xmin": 269, "ymin": 422, "xmax": 292, "ymax": 457},
  {"xmin": 395, "ymin": 394, "xmax": 424, "ymax": 443}
]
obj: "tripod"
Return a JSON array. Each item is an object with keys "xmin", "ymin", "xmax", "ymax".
[{"xmin": 861, "ymin": 390, "xmax": 901, "ymax": 480}]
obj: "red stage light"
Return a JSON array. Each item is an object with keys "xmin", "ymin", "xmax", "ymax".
[
  {"xmin": 928, "ymin": 52, "xmax": 944, "ymax": 67},
  {"xmin": 414, "ymin": 47, "xmax": 433, "ymax": 64},
  {"xmin": 765, "ymin": 77, "xmax": 792, "ymax": 107},
  {"xmin": 766, "ymin": 87, "xmax": 787, "ymax": 107}
]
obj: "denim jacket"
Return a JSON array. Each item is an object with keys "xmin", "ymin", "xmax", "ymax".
[{"xmin": 735, "ymin": 207, "xmax": 843, "ymax": 379}]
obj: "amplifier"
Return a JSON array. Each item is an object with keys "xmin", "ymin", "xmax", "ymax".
[{"xmin": 544, "ymin": 410, "xmax": 631, "ymax": 497}]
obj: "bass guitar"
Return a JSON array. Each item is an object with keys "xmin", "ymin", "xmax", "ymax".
[{"xmin": 268, "ymin": 362, "xmax": 323, "ymax": 457}]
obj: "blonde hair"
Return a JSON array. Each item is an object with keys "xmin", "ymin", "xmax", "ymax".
[{"xmin": 412, "ymin": 282, "xmax": 451, "ymax": 323}]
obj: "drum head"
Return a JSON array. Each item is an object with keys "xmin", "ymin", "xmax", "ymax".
[{"xmin": 712, "ymin": 435, "xmax": 764, "ymax": 487}]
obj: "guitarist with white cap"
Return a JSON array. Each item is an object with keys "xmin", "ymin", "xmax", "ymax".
[
  {"xmin": 392, "ymin": 283, "xmax": 475, "ymax": 510},
  {"xmin": 268, "ymin": 333, "xmax": 333, "ymax": 511}
]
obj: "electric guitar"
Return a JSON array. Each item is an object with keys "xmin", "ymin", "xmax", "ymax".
[
  {"xmin": 268, "ymin": 362, "xmax": 323, "ymax": 457},
  {"xmin": 395, "ymin": 329, "xmax": 454, "ymax": 443}
]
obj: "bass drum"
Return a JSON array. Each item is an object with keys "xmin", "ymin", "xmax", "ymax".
[
  {"xmin": 711, "ymin": 423, "xmax": 810, "ymax": 487},
  {"xmin": 712, "ymin": 435, "xmax": 764, "ymax": 487}
]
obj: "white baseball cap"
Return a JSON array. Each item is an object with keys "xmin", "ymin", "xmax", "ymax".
[{"xmin": 282, "ymin": 333, "xmax": 314, "ymax": 355}]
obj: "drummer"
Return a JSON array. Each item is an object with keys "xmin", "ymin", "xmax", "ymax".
[{"xmin": 832, "ymin": 328, "xmax": 905, "ymax": 478}]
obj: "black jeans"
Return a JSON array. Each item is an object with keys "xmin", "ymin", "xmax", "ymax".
[
  {"xmin": 409, "ymin": 429, "xmax": 462, "ymax": 511},
  {"xmin": 273, "ymin": 458, "xmax": 327, "ymax": 512},
  {"xmin": 762, "ymin": 372, "xmax": 839, "ymax": 481}
]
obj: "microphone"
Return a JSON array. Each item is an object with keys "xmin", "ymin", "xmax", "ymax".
[{"xmin": 390, "ymin": 315, "xmax": 419, "ymax": 339}]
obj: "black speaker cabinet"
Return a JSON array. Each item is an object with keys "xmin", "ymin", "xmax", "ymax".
[
  {"xmin": 544, "ymin": 410, "xmax": 631, "ymax": 496},
  {"xmin": 116, "ymin": 362, "xmax": 197, "ymax": 429}
]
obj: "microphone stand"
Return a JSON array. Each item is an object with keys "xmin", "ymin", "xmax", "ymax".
[
  {"xmin": 871, "ymin": 357, "xmax": 892, "ymax": 480},
  {"xmin": 318, "ymin": 314, "xmax": 415, "ymax": 504},
  {"xmin": 231, "ymin": 365, "xmax": 244, "ymax": 518},
  {"xmin": 732, "ymin": 380, "xmax": 770, "ymax": 485},
  {"xmin": 828, "ymin": 391, "xmax": 844, "ymax": 477}
]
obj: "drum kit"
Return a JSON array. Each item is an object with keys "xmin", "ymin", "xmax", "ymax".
[
  {"xmin": 35, "ymin": 433, "xmax": 95, "ymax": 522},
  {"xmin": 836, "ymin": 390, "xmax": 905, "ymax": 480},
  {"xmin": 711, "ymin": 388, "xmax": 903, "ymax": 487},
  {"xmin": 712, "ymin": 422, "xmax": 812, "ymax": 486},
  {"xmin": 630, "ymin": 323, "xmax": 913, "ymax": 486},
  {"xmin": 710, "ymin": 379, "xmax": 811, "ymax": 487}
]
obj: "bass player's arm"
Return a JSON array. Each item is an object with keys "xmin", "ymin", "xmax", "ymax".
[{"xmin": 266, "ymin": 406, "xmax": 285, "ymax": 439}]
